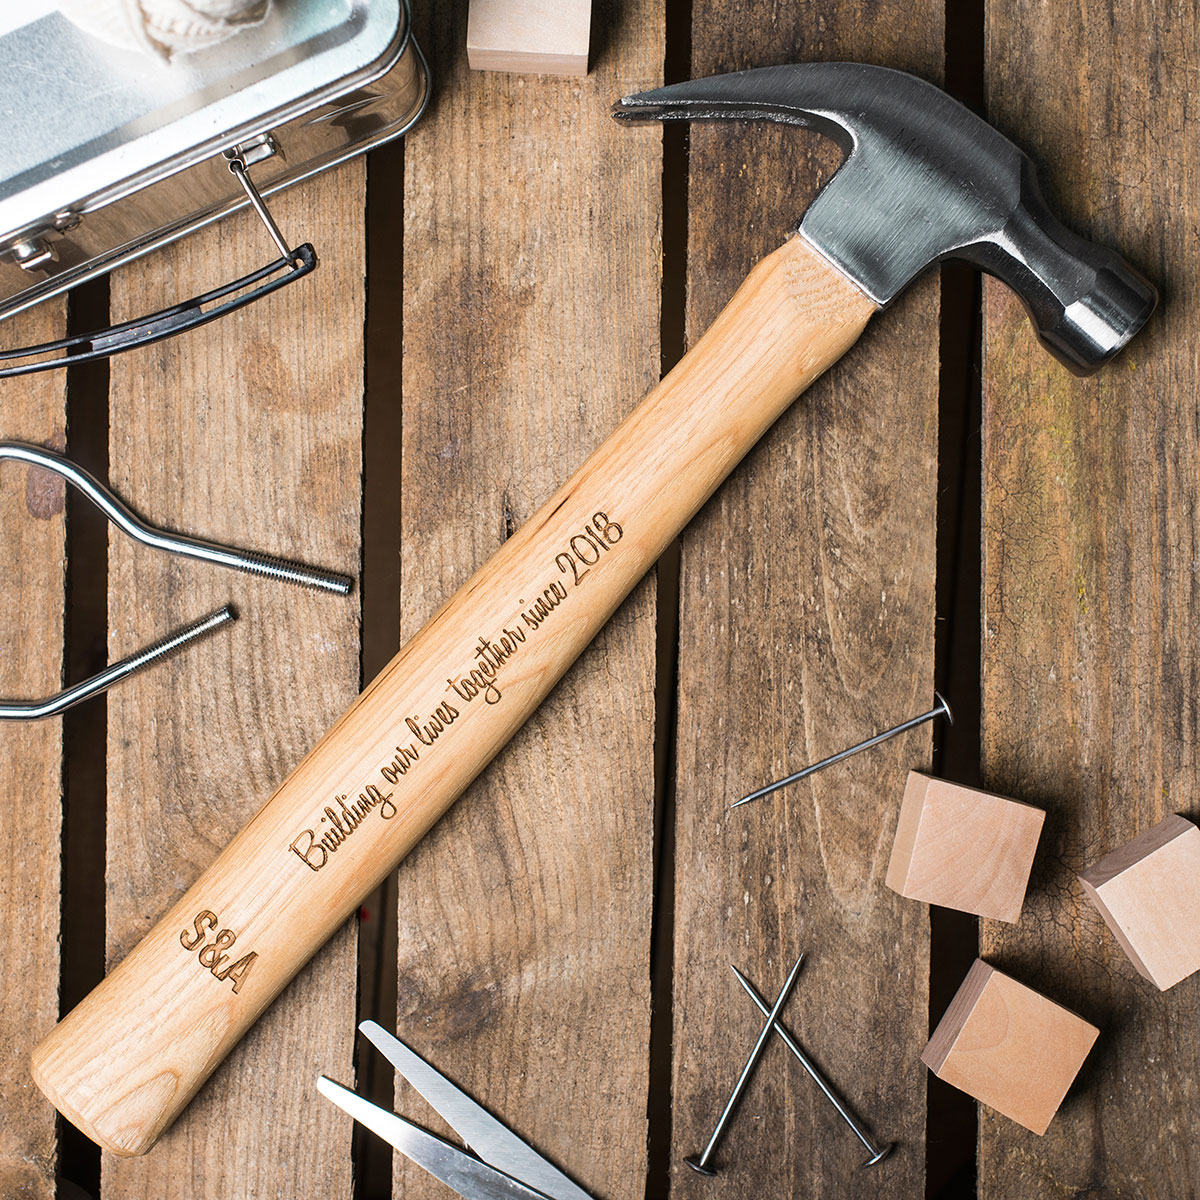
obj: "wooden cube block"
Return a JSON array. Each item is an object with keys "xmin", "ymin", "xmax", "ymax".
[
  {"xmin": 886, "ymin": 771, "xmax": 1045, "ymax": 922},
  {"xmin": 1079, "ymin": 813, "xmax": 1200, "ymax": 990},
  {"xmin": 467, "ymin": 0, "xmax": 591, "ymax": 76},
  {"xmin": 922, "ymin": 959, "xmax": 1098, "ymax": 1135}
]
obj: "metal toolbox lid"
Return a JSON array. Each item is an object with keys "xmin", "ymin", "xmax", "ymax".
[{"xmin": 0, "ymin": 0, "xmax": 408, "ymax": 245}]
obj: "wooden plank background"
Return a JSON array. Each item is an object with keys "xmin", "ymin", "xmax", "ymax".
[
  {"xmin": 980, "ymin": 0, "xmax": 1199, "ymax": 1196},
  {"xmin": 100, "ymin": 171, "xmax": 365, "ymax": 1198},
  {"xmin": 391, "ymin": 3, "xmax": 662, "ymax": 1198},
  {"xmin": 0, "ymin": 304, "xmax": 65, "ymax": 1200},
  {"xmin": 3, "ymin": 0, "xmax": 1196, "ymax": 1197},
  {"xmin": 669, "ymin": 3, "xmax": 942, "ymax": 1197}
]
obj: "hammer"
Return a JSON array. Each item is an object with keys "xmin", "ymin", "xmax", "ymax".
[{"xmin": 31, "ymin": 63, "xmax": 1156, "ymax": 1157}]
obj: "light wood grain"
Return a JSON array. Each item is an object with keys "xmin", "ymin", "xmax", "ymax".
[
  {"xmin": 467, "ymin": 0, "xmax": 590, "ymax": 75},
  {"xmin": 93, "ymin": 165, "xmax": 364, "ymax": 1193},
  {"xmin": 981, "ymin": 0, "xmax": 1199, "ymax": 1193},
  {"xmin": 0, "ymin": 304, "xmax": 65, "ymax": 1200},
  {"xmin": 31, "ymin": 111, "xmax": 876, "ymax": 1170},
  {"xmin": 886, "ymin": 771, "xmax": 1044, "ymax": 923},
  {"xmin": 670, "ymin": 5, "xmax": 942, "ymax": 1196},
  {"xmin": 923, "ymin": 959, "xmax": 1098, "ymax": 1137},
  {"xmin": 1080, "ymin": 814, "xmax": 1200, "ymax": 991}
]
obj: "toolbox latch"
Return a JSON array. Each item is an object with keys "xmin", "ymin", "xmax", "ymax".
[
  {"xmin": 229, "ymin": 133, "xmax": 279, "ymax": 169},
  {"xmin": 7, "ymin": 236, "xmax": 56, "ymax": 272},
  {"xmin": 0, "ymin": 146, "xmax": 316, "ymax": 379}
]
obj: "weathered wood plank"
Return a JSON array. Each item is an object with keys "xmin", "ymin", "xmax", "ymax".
[
  {"xmin": 101, "ymin": 168, "xmax": 364, "ymax": 1197},
  {"xmin": 981, "ymin": 1, "xmax": 1200, "ymax": 1195},
  {"xmin": 393, "ymin": 3, "xmax": 662, "ymax": 1198},
  {"xmin": 671, "ymin": 7, "xmax": 942, "ymax": 1195},
  {"xmin": 0, "ymin": 305, "xmax": 66, "ymax": 1200}
]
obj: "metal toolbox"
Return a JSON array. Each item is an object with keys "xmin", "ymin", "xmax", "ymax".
[{"xmin": 0, "ymin": 1, "xmax": 427, "ymax": 370}]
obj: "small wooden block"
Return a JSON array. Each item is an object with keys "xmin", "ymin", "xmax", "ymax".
[
  {"xmin": 922, "ymin": 959, "xmax": 1098, "ymax": 1135},
  {"xmin": 467, "ymin": 0, "xmax": 591, "ymax": 76},
  {"xmin": 885, "ymin": 771, "xmax": 1045, "ymax": 922},
  {"xmin": 1079, "ymin": 813, "xmax": 1200, "ymax": 990}
]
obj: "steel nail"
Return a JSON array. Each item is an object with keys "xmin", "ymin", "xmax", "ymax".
[
  {"xmin": 730, "ymin": 692, "xmax": 952, "ymax": 809},
  {"xmin": 685, "ymin": 951, "xmax": 805, "ymax": 1177},
  {"xmin": 730, "ymin": 965, "xmax": 893, "ymax": 1167}
]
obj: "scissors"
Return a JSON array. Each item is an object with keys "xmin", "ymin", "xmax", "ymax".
[{"xmin": 318, "ymin": 1021, "xmax": 595, "ymax": 1200}]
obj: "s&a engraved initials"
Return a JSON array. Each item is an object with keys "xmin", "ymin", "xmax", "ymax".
[{"xmin": 180, "ymin": 910, "xmax": 258, "ymax": 995}]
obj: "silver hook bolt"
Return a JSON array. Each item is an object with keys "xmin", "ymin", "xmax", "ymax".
[
  {"xmin": 0, "ymin": 605, "xmax": 236, "ymax": 720},
  {"xmin": 0, "ymin": 442, "xmax": 353, "ymax": 595}
]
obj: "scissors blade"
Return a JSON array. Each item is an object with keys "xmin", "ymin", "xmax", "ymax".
[
  {"xmin": 318, "ymin": 1076, "xmax": 549, "ymax": 1200},
  {"xmin": 360, "ymin": 1021, "xmax": 594, "ymax": 1200}
]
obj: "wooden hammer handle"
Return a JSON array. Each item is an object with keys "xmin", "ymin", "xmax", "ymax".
[{"xmin": 31, "ymin": 235, "xmax": 876, "ymax": 1156}]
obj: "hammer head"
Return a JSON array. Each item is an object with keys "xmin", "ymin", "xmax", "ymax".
[{"xmin": 614, "ymin": 63, "xmax": 1156, "ymax": 374}]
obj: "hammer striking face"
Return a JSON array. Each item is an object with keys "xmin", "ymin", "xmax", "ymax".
[{"xmin": 614, "ymin": 62, "xmax": 1157, "ymax": 374}]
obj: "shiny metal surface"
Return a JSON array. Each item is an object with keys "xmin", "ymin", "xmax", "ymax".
[
  {"xmin": 0, "ymin": 0, "xmax": 428, "ymax": 323},
  {"xmin": 0, "ymin": 442, "xmax": 353, "ymax": 594},
  {"xmin": 0, "ymin": 606, "xmax": 235, "ymax": 721},
  {"xmin": 359, "ymin": 1023, "xmax": 594, "ymax": 1200},
  {"xmin": 0, "ymin": 1, "xmax": 399, "ymax": 235},
  {"xmin": 318, "ymin": 1023, "xmax": 595, "ymax": 1200},
  {"xmin": 317, "ymin": 1078, "xmax": 552, "ymax": 1200},
  {"xmin": 614, "ymin": 63, "xmax": 1157, "ymax": 374}
]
